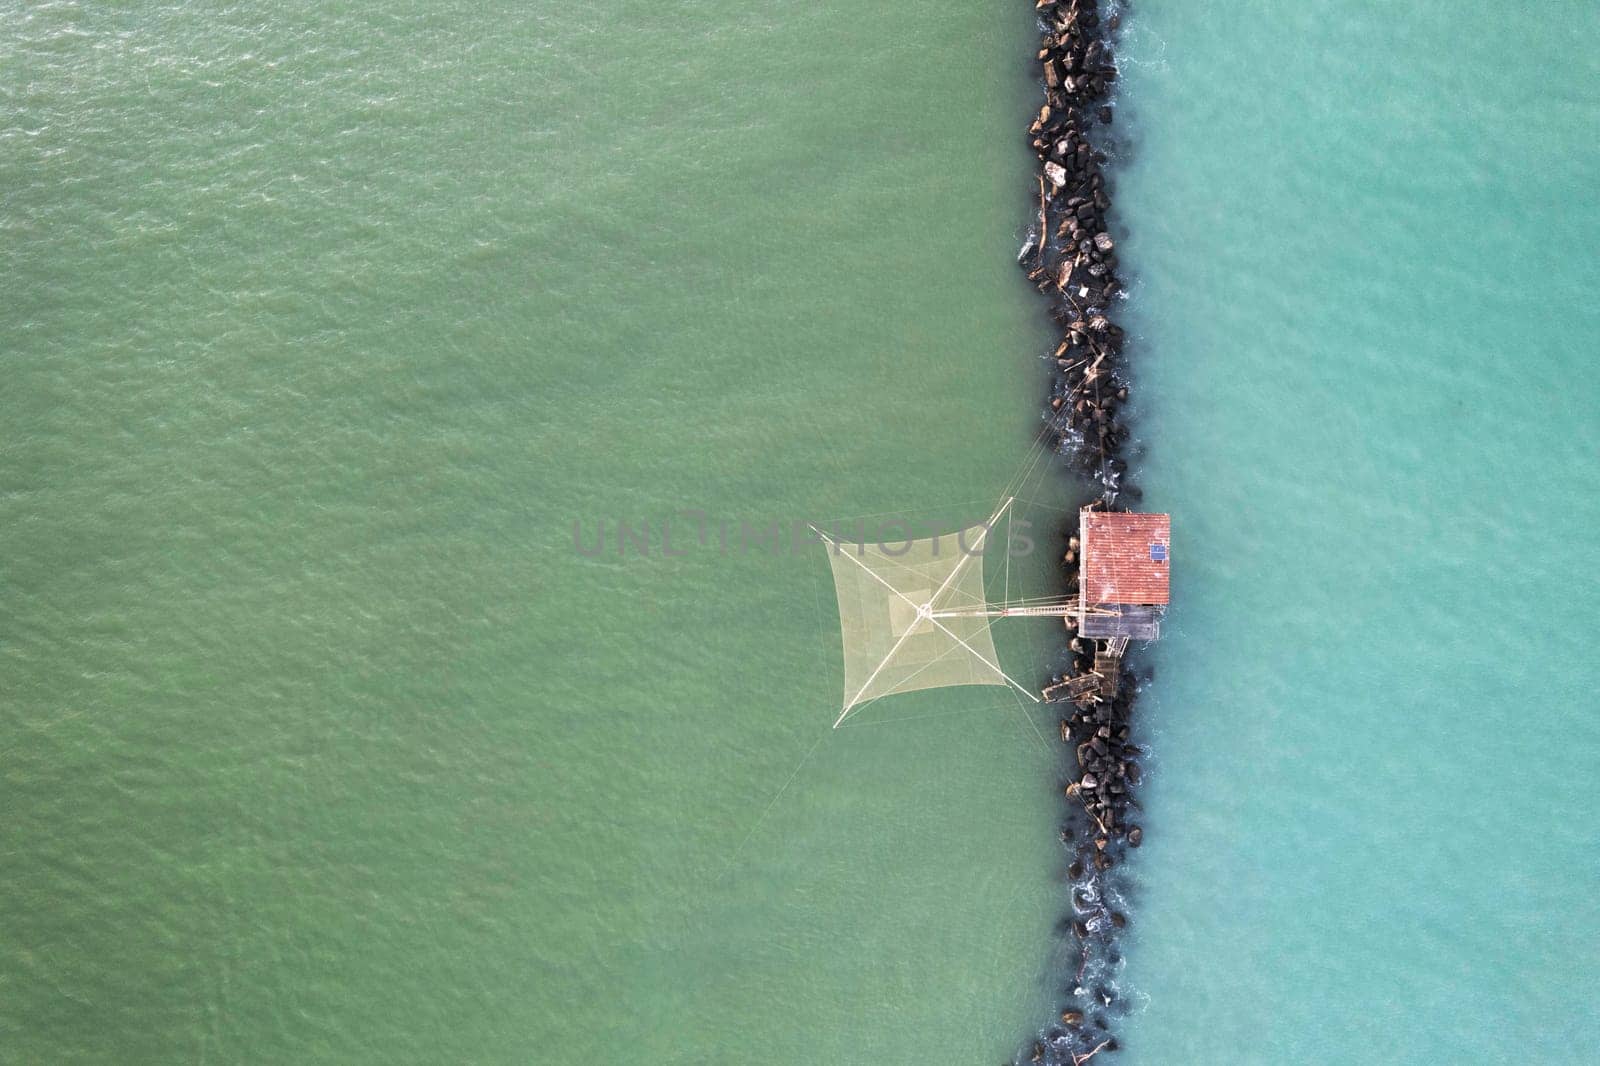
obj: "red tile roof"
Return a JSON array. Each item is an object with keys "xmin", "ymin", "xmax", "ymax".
[{"xmin": 1081, "ymin": 511, "xmax": 1170, "ymax": 605}]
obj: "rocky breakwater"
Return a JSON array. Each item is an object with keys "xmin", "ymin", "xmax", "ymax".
[
  {"xmin": 1016, "ymin": 3, "xmax": 1145, "ymax": 1065},
  {"xmin": 1019, "ymin": 0, "xmax": 1131, "ymax": 496}
]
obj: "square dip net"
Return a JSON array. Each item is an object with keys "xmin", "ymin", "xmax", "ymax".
[{"xmin": 815, "ymin": 507, "xmax": 1020, "ymax": 725}]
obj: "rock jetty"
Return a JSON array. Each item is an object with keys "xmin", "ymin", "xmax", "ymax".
[{"xmin": 1015, "ymin": 2, "xmax": 1146, "ymax": 1064}]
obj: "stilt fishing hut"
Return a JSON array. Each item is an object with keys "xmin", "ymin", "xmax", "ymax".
[
  {"xmin": 1073, "ymin": 509, "xmax": 1169, "ymax": 699},
  {"xmin": 1079, "ymin": 510, "xmax": 1169, "ymax": 637},
  {"xmin": 811, "ymin": 488, "xmax": 1172, "ymax": 724}
]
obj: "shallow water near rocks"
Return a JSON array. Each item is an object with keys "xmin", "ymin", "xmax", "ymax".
[{"xmin": 1109, "ymin": 2, "xmax": 1600, "ymax": 1062}]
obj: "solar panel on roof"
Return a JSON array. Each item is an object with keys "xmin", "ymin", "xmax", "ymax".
[{"xmin": 1149, "ymin": 542, "xmax": 1168, "ymax": 562}]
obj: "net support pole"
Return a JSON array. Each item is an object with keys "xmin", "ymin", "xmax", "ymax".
[{"xmin": 930, "ymin": 603, "xmax": 1080, "ymax": 619}]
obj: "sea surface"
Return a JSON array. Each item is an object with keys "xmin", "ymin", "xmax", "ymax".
[
  {"xmin": 3, "ymin": 2, "xmax": 1598, "ymax": 1065},
  {"xmin": 4, "ymin": 3, "xmax": 1066, "ymax": 1064},
  {"xmin": 1114, "ymin": 2, "xmax": 1600, "ymax": 1062}
]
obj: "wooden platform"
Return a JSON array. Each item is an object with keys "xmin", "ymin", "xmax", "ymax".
[
  {"xmin": 1092, "ymin": 641, "xmax": 1124, "ymax": 697},
  {"xmin": 1043, "ymin": 673, "xmax": 1101, "ymax": 704},
  {"xmin": 1080, "ymin": 603, "xmax": 1162, "ymax": 641},
  {"xmin": 1042, "ymin": 636, "xmax": 1128, "ymax": 706}
]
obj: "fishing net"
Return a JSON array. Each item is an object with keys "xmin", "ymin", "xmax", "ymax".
[{"xmin": 818, "ymin": 520, "xmax": 1010, "ymax": 719}]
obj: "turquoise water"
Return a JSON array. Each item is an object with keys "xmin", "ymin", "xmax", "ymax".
[
  {"xmin": 1113, "ymin": 2, "xmax": 1600, "ymax": 1062},
  {"xmin": 6, "ymin": 1, "xmax": 1600, "ymax": 1064}
]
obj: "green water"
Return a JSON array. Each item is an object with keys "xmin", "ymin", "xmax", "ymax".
[
  {"xmin": 7, "ymin": 2, "xmax": 1600, "ymax": 1064},
  {"xmin": 4, "ymin": 3, "xmax": 1074, "ymax": 1063}
]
